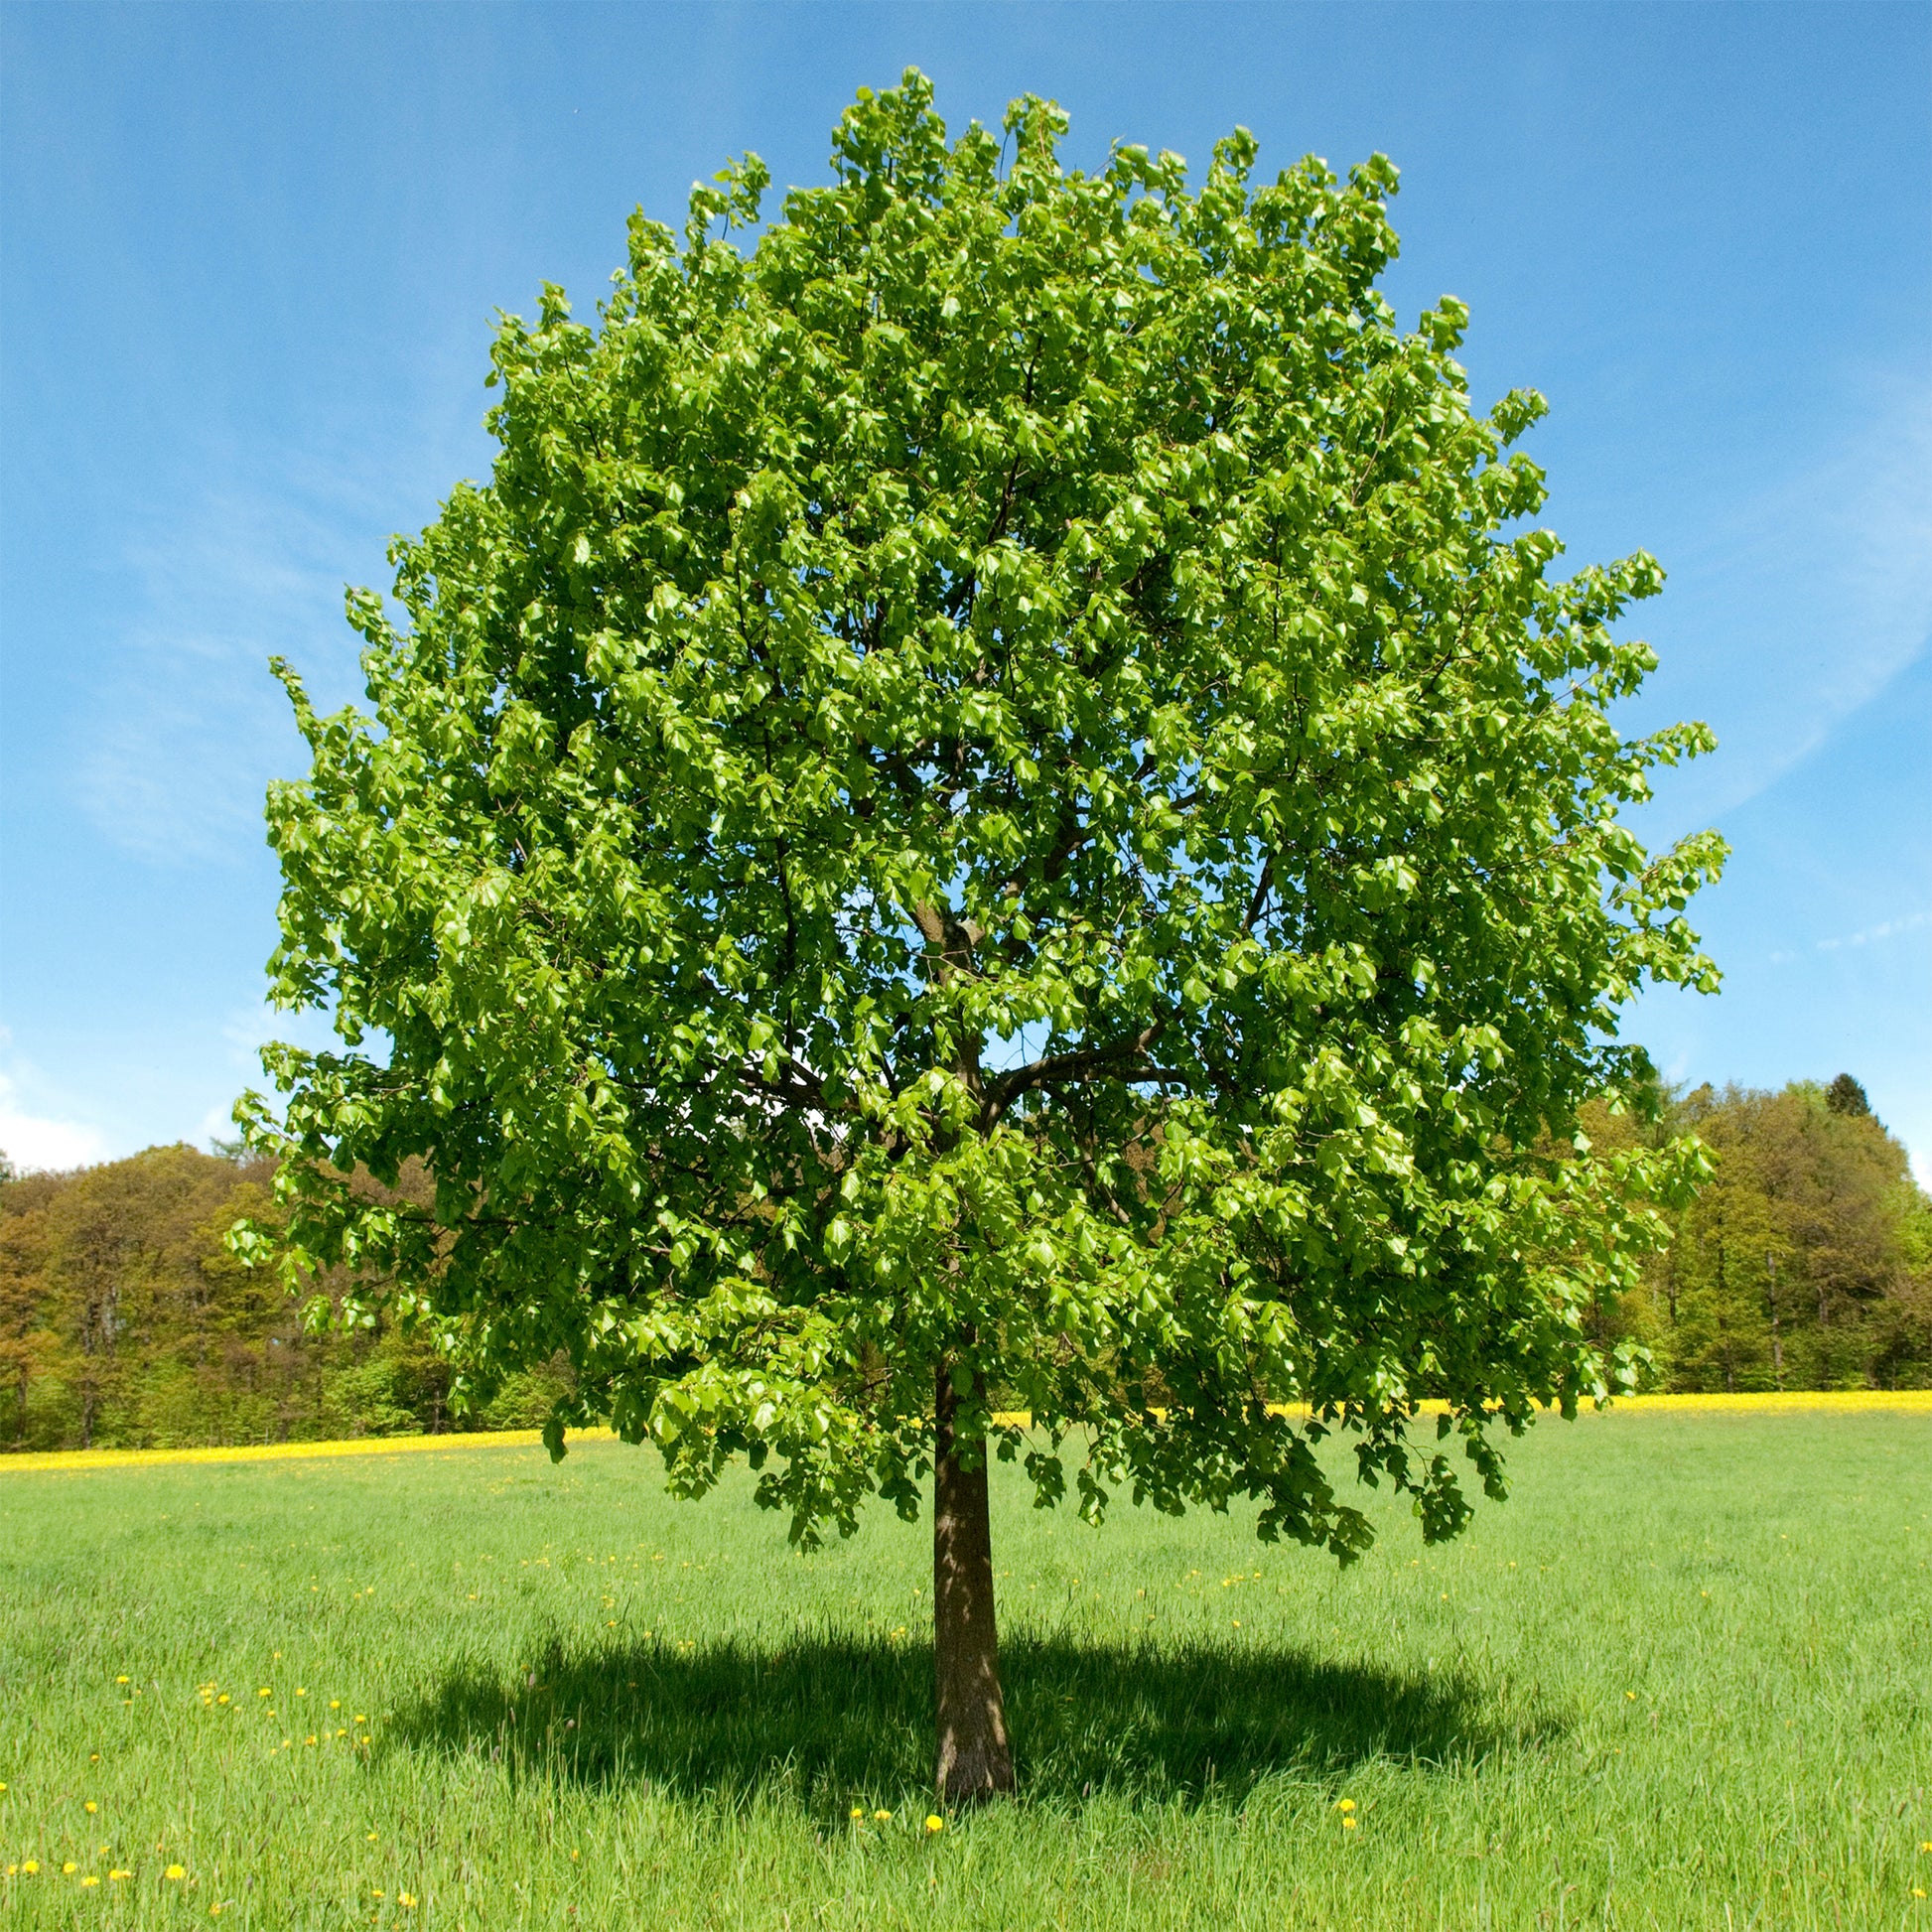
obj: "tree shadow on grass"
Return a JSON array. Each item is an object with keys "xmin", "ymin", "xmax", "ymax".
[{"xmin": 388, "ymin": 1631, "xmax": 1562, "ymax": 1816}]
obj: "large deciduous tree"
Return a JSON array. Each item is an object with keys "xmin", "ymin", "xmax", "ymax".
[{"xmin": 242, "ymin": 73, "xmax": 1723, "ymax": 1800}]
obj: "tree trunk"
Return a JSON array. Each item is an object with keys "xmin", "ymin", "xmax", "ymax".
[{"xmin": 932, "ymin": 1364, "xmax": 1015, "ymax": 1803}]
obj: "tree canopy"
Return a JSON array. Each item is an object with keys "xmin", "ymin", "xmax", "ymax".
[
  {"xmin": 1619, "ymin": 1078, "xmax": 1932, "ymax": 1392},
  {"xmin": 243, "ymin": 72, "xmax": 1725, "ymax": 1794}
]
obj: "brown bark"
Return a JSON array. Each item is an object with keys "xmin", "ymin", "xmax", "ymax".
[{"xmin": 932, "ymin": 1363, "xmax": 1014, "ymax": 1802}]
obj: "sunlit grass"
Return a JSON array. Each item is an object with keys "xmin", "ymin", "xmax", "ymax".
[{"xmin": 1, "ymin": 1411, "xmax": 1928, "ymax": 1927}]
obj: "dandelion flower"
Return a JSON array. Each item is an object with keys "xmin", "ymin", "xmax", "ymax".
[
  {"xmin": 116, "ymin": 1675, "xmax": 129, "ymax": 1685},
  {"xmin": 63, "ymin": 1862, "xmax": 77, "ymax": 1874},
  {"xmin": 850, "ymin": 1806, "xmax": 865, "ymax": 1820},
  {"xmin": 330, "ymin": 1700, "xmax": 341, "ymax": 1710},
  {"xmin": 1337, "ymin": 1798, "xmax": 1355, "ymax": 1813},
  {"xmin": 85, "ymin": 1801, "xmax": 97, "ymax": 1813},
  {"xmin": 874, "ymin": 1809, "xmax": 891, "ymax": 1822},
  {"xmin": 217, "ymin": 1695, "xmax": 230, "ymax": 1706},
  {"xmin": 81, "ymin": 1874, "xmax": 100, "ymax": 1887},
  {"xmin": 366, "ymin": 1833, "xmax": 378, "ymax": 1843},
  {"xmin": 1343, "ymin": 1816, "xmax": 1358, "ymax": 1830},
  {"xmin": 110, "ymin": 1868, "xmax": 130, "ymax": 1880},
  {"xmin": 925, "ymin": 1815, "xmax": 944, "ymax": 1834},
  {"xmin": 167, "ymin": 1864, "xmax": 186, "ymax": 1879},
  {"xmin": 24, "ymin": 1860, "xmax": 41, "ymax": 1874},
  {"xmin": 258, "ymin": 1689, "xmax": 271, "ymax": 1699},
  {"xmin": 400, "ymin": 1893, "xmax": 417, "ymax": 1908}
]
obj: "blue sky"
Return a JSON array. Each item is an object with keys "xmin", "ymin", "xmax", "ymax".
[{"xmin": 2, "ymin": 1, "xmax": 1927, "ymax": 1178}]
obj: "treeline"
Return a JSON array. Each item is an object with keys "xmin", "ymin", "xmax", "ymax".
[
  {"xmin": 0, "ymin": 1146, "xmax": 571, "ymax": 1452},
  {"xmin": 2, "ymin": 1074, "xmax": 1928, "ymax": 1450},
  {"xmin": 1587, "ymin": 1074, "xmax": 1931, "ymax": 1391}
]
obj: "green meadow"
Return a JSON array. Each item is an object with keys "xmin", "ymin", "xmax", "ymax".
[{"xmin": 2, "ymin": 1410, "xmax": 1928, "ymax": 1929}]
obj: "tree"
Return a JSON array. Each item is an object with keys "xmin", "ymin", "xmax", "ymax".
[
  {"xmin": 1824, "ymin": 1072, "xmax": 1871, "ymax": 1119},
  {"xmin": 1658, "ymin": 1081, "xmax": 1930, "ymax": 1390},
  {"xmin": 241, "ymin": 73, "xmax": 1723, "ymax": 1800}
]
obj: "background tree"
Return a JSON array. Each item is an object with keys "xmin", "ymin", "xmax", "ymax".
[
  {"xmin": 1649, "ymin": 1081, "xmax": 1930, "ymax": 1390},
  {"xmin": 0, "ymin": 1147, "xmax": 574, "ymax": 1451},
  {"xmin": 241, "ymin": 73, "xmax": 1723, "ymax": 1800},
  {"xmin": 0, "ymin": 1169, "xmax": 69, "ymax": 1448}
]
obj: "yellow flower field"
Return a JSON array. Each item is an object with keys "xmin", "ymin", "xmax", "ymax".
[{"xmin": 0, "ymin": 1390, "xmax": 1923, "ymax": 1477}]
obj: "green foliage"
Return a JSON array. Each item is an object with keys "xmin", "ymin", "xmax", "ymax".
[
  {"xmin": 245, "ymin": 72, "xmax": 1722, "ymax": 1558},
  {"xmin": 0, "ymin": 1147, "xmax": 573, "ymax": 1452},
  {"xmin": 1605, "ymin": 1081, "xmax": 1932, "ymax": 1391},
  {"xmin": 2, "ymin": 1417, "xmax": 1928, "ymax": 1927}
]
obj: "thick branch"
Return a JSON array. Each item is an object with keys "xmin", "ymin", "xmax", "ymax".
[{"xmin": 981, "ymin": 1020, "xmax": 1173, "ymax": 1127}]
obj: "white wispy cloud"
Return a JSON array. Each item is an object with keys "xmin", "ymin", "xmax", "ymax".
[
  {"xmin": 76, "ymin": 472, "xmax": 386, "ymax": 867},
  {"xmin": 0, "ymin": 1030, "xmax": 111, "ymax": 1173},
  {"xmin": 1768, "ymin": 906, "xmax": 1932, "ymax": 965},
  {"xmin": 74, "ymin": 338, "xmax": 491, "ymax": 870},
  {"xmin": 1638, "ymin": 368, "xmax": 1932, "ymax": 830},
  {"xmin": 1815, "ymin": 908, "xmax": 1932, "ymax": 953}
]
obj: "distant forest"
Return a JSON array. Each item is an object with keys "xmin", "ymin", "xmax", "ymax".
[{"xmin": 2, "ymin": 1074, "xmax": 1927, "ymax": 1452}]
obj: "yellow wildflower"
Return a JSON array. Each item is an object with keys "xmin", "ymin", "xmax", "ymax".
[
  {"xmin": 166, "ymin": 1863, "xmax": 186, "ymax": 1879},
  {"xmin": 850, "ymin": 1806, "xmax": 865, "ymax": 1820},
  {"xmin": 85, "ymin": 1801, "xmax": 97, "ymax": 1813},
  {"xmin": 1337, "ymin": 1798, "xmax": 1356, "ymax": 1812},
  {"xmin": 874, "ymin": 1809, "xmax": 892, "ymax": 1822},
  {"xmin": 257, "ymin": 1689, "xmax": 271, "ymax": 1699},
  {"xmin": 24, "ymin": 1859, "xmax": 41, "ymax": 1873},
  {"xmin": 81, "ymin": 1874, "xmax": 100, "ymax": 1887},
  {"xmin": 110, "ymin": 1868, "xmax": 130, "ymax": 1880},
  {"xmin": 1343, "ymin": 1816, "xmax": 1359, "ymax": 1830},
  {"xmin": 925, "ymin": 1815, "xmax": 944, "ymax": 1834},
  {"xmin": 400, "ymin": 1893, "xmax": 417, "ymax": 1908},
  {"xmin": 116, "ymin": 1675, "xmax": 129, "ymax": 1685},
  {"xmin": 63, "ymin": 1862, "xmax": 77, "ymax": 1873}
]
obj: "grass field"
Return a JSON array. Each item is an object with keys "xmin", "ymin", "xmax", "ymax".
[{"xmin": 2, "ymin": 1408, "xmax": 1928, "ymax": 1929}]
